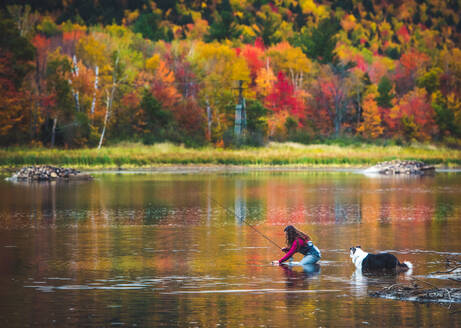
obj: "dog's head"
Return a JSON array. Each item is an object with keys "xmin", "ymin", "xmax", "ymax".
[{"xmin": 350, "ymin": 246, "xmax": 362, "ymax": 258}]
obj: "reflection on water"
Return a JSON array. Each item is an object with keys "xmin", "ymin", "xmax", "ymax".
[
  {"xmin": 2, "ymin": 172, "xmax": 461, "ymax": 227},
  {"xmin": 0, "ymin": 171, "xmax": 460, "ymax": 327}
]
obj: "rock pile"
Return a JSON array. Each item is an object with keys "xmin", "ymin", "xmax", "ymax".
[
  {"xmin": 9, "ymin": 165, "xmax": 92, "ymax": 181},
  {"xmin": 365, "ymin": 160, "xmax": 435, "ymax": 175}
]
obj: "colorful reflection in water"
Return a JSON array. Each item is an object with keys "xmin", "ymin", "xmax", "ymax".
[{"xmin": 0, "ymin": 171, "xmax": 460, "ymax": 327}]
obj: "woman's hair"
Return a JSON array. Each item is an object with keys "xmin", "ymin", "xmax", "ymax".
[{"xmin": 284, "ymin": 225, "xmax": 310, "ymax": 247}]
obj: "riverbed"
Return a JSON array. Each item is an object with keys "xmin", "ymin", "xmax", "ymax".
[{"xmin": 0, "ymin": 170, "xmax": 460, "ymax": 327}]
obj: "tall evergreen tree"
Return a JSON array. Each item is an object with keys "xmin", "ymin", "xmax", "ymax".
[
  {"xmin": 206, "ymin": 0, "xmax": 240, "ymax": 41},
  {"xmin": 377, "ymin": 76, "xmax": 394, "ymax": 108},
  {"xmin": 292, "ymin": 16, "xmax": 340, "ymax": 64}
]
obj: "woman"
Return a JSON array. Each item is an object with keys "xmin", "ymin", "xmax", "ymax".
[{"xmin": 272, "ymin": 225, "xmax": 321, "ymax": 265}]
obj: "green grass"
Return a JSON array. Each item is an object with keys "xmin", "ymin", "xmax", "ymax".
[{"xmin": 1, "ymin": 142, "xmax": 460, "ymax": 169}]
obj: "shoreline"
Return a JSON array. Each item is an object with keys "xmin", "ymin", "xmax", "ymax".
[
  {"xmin": 1, "ymin": 142, "xmax": 460, "ymax": 172},
  {"xmin": 2, "ymin": 164, "xmax": 461, "ymax": 175}
]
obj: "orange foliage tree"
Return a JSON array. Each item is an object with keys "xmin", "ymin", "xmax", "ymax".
[{"xmin": 357, "ymin": 94, "xmax": 383, "ymax": 139}]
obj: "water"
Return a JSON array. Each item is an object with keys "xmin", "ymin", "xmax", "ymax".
[{"xmin": 0, "ymin": 170, "xmax": 460, "ymax": 327}]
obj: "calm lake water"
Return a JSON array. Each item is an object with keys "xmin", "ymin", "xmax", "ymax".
[{"xmin": 0, "ymin": 170, "xmax": 460, "ymax": 327}]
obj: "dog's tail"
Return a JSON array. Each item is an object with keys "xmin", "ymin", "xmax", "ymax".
[{"xmin": 397, "ymin": 261, "xmax": 413, "ymax": 274}]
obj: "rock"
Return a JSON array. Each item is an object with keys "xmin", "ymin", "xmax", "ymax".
[
  {"xmin": 365, "ymin": 160, "xmax": 435, "ymax": 175},
  {"xmin": 9, "ymin": 165, "xmax": 92, "ymax": 182}
]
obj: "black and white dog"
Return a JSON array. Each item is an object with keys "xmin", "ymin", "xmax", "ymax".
[{"xmin": 350, "ymin": 246, "xmax": 412, "ymax": 274}]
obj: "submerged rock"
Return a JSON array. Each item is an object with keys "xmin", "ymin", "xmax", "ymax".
[
  {"xmin": 9, "ymin": 165, "xmax": 92, "ymax": 181},
  {"xmin": 365, "ymin": 160, "xmax": 435, "ymax": 175}
]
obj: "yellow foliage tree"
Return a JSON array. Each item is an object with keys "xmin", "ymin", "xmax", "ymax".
[
  {"xmin": 266, "ymin": 42, "xmax": 312, "ymax": 91},
  {"xmin": 357, "ymin": 94, "xmax": 383, "ymax": 138},
  {"xmin": 145, "ymin": 54, "xmax": 160, "ymax": 71},
  {"xmin": 189, "ymin": 41, "xmax": 250, "ymax": 140},
  {"xmin": 255, "ymin": 66, "xmax": 276, "ymax": 98}
]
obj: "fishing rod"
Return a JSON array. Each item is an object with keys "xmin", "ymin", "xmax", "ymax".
[{"xmin": 209, "ymin": 196, "xmax": 283, "ymax": 250}]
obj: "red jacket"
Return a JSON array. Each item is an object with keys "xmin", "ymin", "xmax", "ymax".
[{"xmin": 279, "ymin": 237, "xmax": 307, "ymax": 263}]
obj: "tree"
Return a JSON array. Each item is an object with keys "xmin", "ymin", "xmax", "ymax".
[
  {"xmin": 133, "ymin": 11, "xmax": 173, "ymax": 42},
  {"xmin": 45, "ymin": 50, "xmax": 74, "ymax": 147},
  {"xmin": 323, "ymin": 62, "xmax": 355, "ymax": 136},
  {"xmin": 189, "ymin": 41, "xmax": 250, "ymax": 142},
  {"xmin": 6, "ymin": 5, "xmax": 39, "ymax": 39},
  {"xmin": 0, "ymin": 11, "xmax": 35, "ymax": 144},
  {"xmin": 245, "ymin": 99, "xmax": 268, "ymax": 136},
  {"xmin": 254, "ymin": 5, "xmax": 282, "ymax": 46},
  {"xmin": 393, "ymin": 49, "xmax": 430, "ymax": 96},
  {"xmin": 377, "ymin": 76, "xmax": 394, "ymax": 108},
  {"xmin": 0, "ymin": 11, "xmax": 35, "ymax": 88},
  {"xmin": 417, "ymin": 67, "xmax": 442, "ymax": 95},
  {"xmin": 77, "ymin": 34, "xmax": 106, "ymax": 115},
  {"xmin": 432, "ymin": 91, "xmax": 461, "ymax": 138},
  {"xmin": 255, "ymin": 60, "xmax": 276, "ymax": 98},
  {"xmin": 206, "ymin": 0, "xmax": 240, "ymax": 41},
  {"xmin": 267, "ymin": 42, "xmax": 313, "ymax": 92},
  {"xmin": 389, "ymin": 88, "xmax": 437, "ymax": 141},
  {"xmin": 265, "ymin": 71, "xmax": 304, "ymax": 120},
  {"xmin": 185, "ymin": 17, "xmax": 209, "ymax": 40},
  {"xmin": 357, "ymin": 94, "xmax": 383, "ymax": 138},
  {"xmin": 240, "ymin": 43, "xmax": 264, "ymax": 83},
  {"xmin": 0, "ymin": 55, "xmax": 33, "ymax": 145},
  {"xmin": 140, "ymin": 90, "xmax": 174, "ymax": 143},
  {"xmin": 98, "ymin": 50, "xmax": 126, "ymax": 149},
  {"xmin": 292, "ymin": 16, "xmax": 340, "ymax": 64}
]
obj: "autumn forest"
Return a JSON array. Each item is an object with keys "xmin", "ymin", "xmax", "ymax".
[{"xmin": 1, "ymin": 0, "xmax": 460, "ymax": 149}]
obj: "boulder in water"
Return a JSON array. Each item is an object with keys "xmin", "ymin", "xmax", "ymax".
[
  {"xmin": 8, "ymin": 165, "xmax": 92, "ymax": 181},
  {"xmin": 365, "ymin": 160, "xmax": 435, "ymax": 175}
]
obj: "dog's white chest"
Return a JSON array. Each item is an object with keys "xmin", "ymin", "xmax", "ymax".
[{"xmin": 351, "ymin": 250, "xmax": 368, "ymax": 271}]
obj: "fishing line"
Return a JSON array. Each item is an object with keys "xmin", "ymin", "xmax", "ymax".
[{"xmin": 209, "ymin": 196, "xmax": 283, "ymax": 250}]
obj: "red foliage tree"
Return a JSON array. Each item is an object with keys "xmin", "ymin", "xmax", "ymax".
[
  {"xmin": 393, "ymin": 49, "xmax": 430, "ymax": 95},
  {"xmin": 265, "ymin": 71, "xmax": 305, "ymax": 120},
  {"xmin": 397, "ymin": 25, "xmax": 411, "ymax": 44},
  {"xmin": 240, "ymin": 44, "xmax": 264, "ymax": 83},
  {"xmin": 387, "ymin": 88, "xmax": 437, "ymax": 141}
]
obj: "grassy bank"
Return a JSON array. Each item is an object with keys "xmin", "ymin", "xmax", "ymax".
[{"xmin": 1, "ymin": 142, "xmax": 460, "ymax": 169}]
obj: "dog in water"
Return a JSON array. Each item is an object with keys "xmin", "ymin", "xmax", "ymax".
[{"xmin": 350, "ymin": 246, "xmax": 412, "ymax": 274}]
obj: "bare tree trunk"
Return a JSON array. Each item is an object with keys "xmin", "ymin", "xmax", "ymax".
[
  {"xmin": 98, "ymin": 81, "xmax": 117, "ymax": 149},
  {"xmin": 98, "ymin": 93, "xmax": 110, "ymax": 149},
  {"xmin": 51, "ymin": 117, "xmax": 58, "ymax": 147},
  {"xmin": 71, "ymin": 55, "xmax": 80, "ymax": 112},
  {"xmin": 206, "ymin": 100, "xmax": 212, "ymax": 141},
  {"xmin": 97, "ymin": 112, "xmax": 108, "ymax": 149},
  {"xmin": 90, "ymin": 65, "xmax": 99, "ymax": 115},
  {"xmin": 98, "ymin": 52, "xmax": 121, "ymax": 149},
  {"xmin": 234, "ymin": 81, "xmax": 243, "ymax": 138}
]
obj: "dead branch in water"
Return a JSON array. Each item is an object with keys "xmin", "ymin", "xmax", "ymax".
[
  {"xmin": 411, "ymin": 277, "xmax": 439, "ymax": 289},
  {"xmin": 431, "ymin": 265, "xmax": 461, "ymax": 275},
  {"xmin": 370, "ymin": 278, "xmax": 461, "ymax": 304},
  {"xmin": 446, "ymin": 256, "xmax": 461, "ymax": 268}
]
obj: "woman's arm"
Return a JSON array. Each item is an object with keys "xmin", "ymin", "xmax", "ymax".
[{"xmin": 278, "ymin": 239, "xmax": 299, "ymax": 263}]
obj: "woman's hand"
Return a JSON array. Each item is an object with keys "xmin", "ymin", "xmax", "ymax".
[
  {"xmin": 282, "ymin": 247, "xmax": 289, "ymax": 253},
  {"xmin": 271, "ymin": 260, "xmax": 280, "ymax": 265}
]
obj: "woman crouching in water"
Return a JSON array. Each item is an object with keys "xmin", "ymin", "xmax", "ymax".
[{"xmin": 272, "ymin": 225, "xmax": 321, "ymax": 265}]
